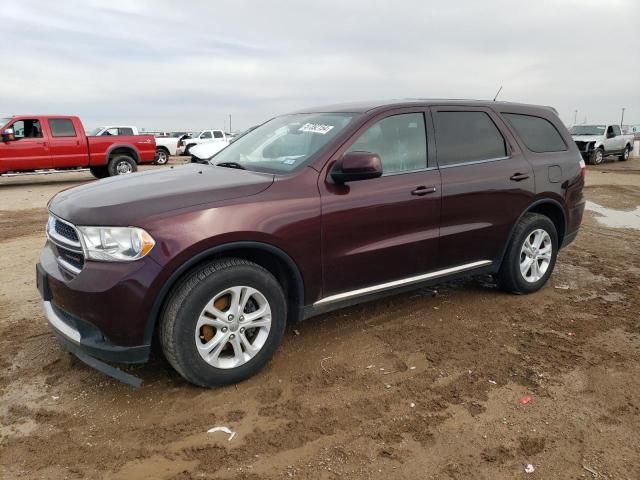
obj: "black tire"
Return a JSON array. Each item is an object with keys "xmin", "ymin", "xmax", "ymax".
[
  {"xmin": 159, "ymin": 258, "xmax": 287, "ymax": 387},
  {"xmin": 184, "ymin": 144, "xmax": 195, "ymax": 156},
  {"xmin": 619, "ymin": 145, "xmax": 630, "ymax": 162},
  {"xmin": 155, "ymin": 148, "xmax": 170, "ymax": 165},
  {"xmin": 89, "ymin": 166, "xmax": 109, "ymax": 179},
  {"xmin": 107, "ymin": 155, "xmax": 137, "ymax": 176},
  {"xmin": 589, "ymin": 147, "xmax": 604, "ymax": 165},
  {"xmin": 497, "ymin": 213, "xmax": 558, "ymax": 294}
]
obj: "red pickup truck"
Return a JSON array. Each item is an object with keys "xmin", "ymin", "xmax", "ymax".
[{"xmin": 0, "ymin": 115, "xmax": 156, "ymax": 178}]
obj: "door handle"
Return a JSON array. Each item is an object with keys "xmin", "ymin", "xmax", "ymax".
[
  {"xmin": 510, "ymin": 173, "xmax": 529, "ymax": 182},
  {"xmin": 411, "ymin": 186, "xmax": 437, "ymax": 196}
]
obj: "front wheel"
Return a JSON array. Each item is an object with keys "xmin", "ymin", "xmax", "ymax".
[
  {"xmin": 159, "ymin": 258, "xmax": 287, "ymax": 387},
  {"xmin": 619, "ymin": 145, "xmax": 630, "ymax": 162},
  {"xmin": 107, "ymin": 155, "xmax": 137, "ymax": 176},
  {"xmin": 589, "ymin": 147, "xmax": 604, "ymax": 165},
  {"xmin": 498, "ymin": 213, "xmax": 558, "ymax": 294},
  {"xmin": 155, "ymin": 148, "xmax": 169, "ymax": 165}
]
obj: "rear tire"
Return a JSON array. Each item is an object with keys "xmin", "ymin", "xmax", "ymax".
[
  {"xmin": 107, "ymin": 155, "xmax": 137, "ymax": 176},
  {"xmin": 89, "ymin": 166, "xmax": 109, "ymax": 179},
  {"xmin": 589, "ymin": 147, "xmax": 604, "ymax": 165},
  {"xmin": 619, "ymin": 145, "xmax": 630, "ymax": 161},
  {"xmin": 498, "ymin": 213, "xmax": 558, "ymax": 294},
  {"xmin": 184, "ymin": 144, "xmax": 195, "ymax": 156},
  {"xmin": 159, "ymin": 258, "xmax": 287, "ymax": 387}
]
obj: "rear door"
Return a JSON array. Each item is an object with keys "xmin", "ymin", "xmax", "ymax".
[
  {"xmin": 319, "ymin": 109, "xmax": 441, "ymax": 298},
  {"xmin": 47, "ymin": 118, "xmax": 89, "ymax": 168},
  {"xmin": 431, "ymin": 106, "xmax": 534, "ymax": 268},
  {"xmin": 0, "ymin": 117, "xmax": 52, "ymax": 172}
]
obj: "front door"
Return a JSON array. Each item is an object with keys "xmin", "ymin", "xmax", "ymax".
[
  {"xmin": 0, "ymin": 118, "xmax": 52, "ymax": 172},
  {"xmin": 319, "ymin": 110, "xmax": 441, "ymax": 300}
]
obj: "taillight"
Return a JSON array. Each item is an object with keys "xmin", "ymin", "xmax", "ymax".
[
  {"xmin": 579, "ymin": 158, "xmax": 586, "ymax": 179},
  {"xmin": 178, "ymin": 139, "xmax": 183, "ymax": 147}
]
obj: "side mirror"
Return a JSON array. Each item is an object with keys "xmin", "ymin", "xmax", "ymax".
[
  {"xmin": 1, "ymin": 128, "xmax": 15, "ymax": 142},
  {"xmin": 331, "ymin": 151, "xmax": 383, "ymax": 184}
]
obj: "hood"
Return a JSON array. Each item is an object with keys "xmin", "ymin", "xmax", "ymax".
[
  {"xmin": 571, "ymin": 135, "xmax": 601, "ymax": 143},
  {"xmin": 191, "ymin": 141, "xmax": 228, "ymax": 159},
  {"xmin": 49, "ymin": 163, "xmax": 274, "ymax": 226}
]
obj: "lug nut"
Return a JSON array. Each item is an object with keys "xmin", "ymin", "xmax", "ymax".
[
  {"xmin": 230, "ymin": 334, "xmax": 235, "ymax": 339},
  {"xmin": 240, "ymin": 327, "xmax": 245, "ymax": 333},
  {"xmin": 228, "ymin": 314, "xmax": 234, "ymax": 321},
  {"xmin": 239, "ymin": 316, "xmax": 245, "ymax": 322},
  {"xmin": 222, "ymin": 327, "xmax": 228, "ymax": 332}
]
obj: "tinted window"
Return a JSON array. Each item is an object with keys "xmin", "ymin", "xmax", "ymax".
[
  {"xmin": 612, "ymin": 125, "xmax": 621, "ymax": 136},
  {"xmin": 118, "ymin": 127, "xmax": 134, "ymax": 136},
  {"xmin": 213, "ymin": 131, "xmax": 224, "ymax": 139},
  {"xmin": 201, "ymin": 131, "xmax": 212, "ymax": 139},
  {"xmin": 48, "ymin": 119, "xmax": 76, "ymax": 137},
  {"xmin": 347, "ymin": 113, "xmax": 427, "ymax": 174},
  {"xmin": 434, "ymin": 111, "xmax": 506, "ymax": 166},
  {"xmin": 502, "ymin": 113, "xmax": 566, "ymax": 153}
]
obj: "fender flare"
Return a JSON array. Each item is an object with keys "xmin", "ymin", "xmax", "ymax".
[
  {"xmin": 143, "ymin": 241, "xmax": 305, "ymax": 345},
  {"xmin": 495, "ymin": 197, "xmax": 568, "ymax": 268},
  {"xmin": 104, "ymin": 144, "xmax": 140, "ymax": 165}
]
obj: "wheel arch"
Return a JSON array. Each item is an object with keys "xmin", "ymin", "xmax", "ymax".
[
  {"xmin": 144, "ymin": 241, "xmax": 305, "ymax": 345},
  {"xmin": 496, "ymin": 198, "xmax": 567, "ymax": 268},
  {"xmin": 106, "ymin": 144, "xmax": 140, "ymax": 164}
]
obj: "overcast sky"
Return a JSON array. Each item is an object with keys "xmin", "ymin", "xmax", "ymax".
[{"xmin": 1, "ymin": 0, "xmax": 638, "ymax": 132}]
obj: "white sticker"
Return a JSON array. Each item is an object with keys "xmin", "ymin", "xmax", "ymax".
[{"xmin": 299, "ymin": 123, "xmax": 334, "ymax": 135}]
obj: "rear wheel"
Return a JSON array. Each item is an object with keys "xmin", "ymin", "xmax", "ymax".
[
  {"xmin": 589, "ymin": 147, "xmax": 604, "ymax": 165},
  {"xmin": 155, "ymin": 148, "xmax": 169, "ymax": 165},
  {"xmin": 619, "ymin": 145, "xmax": 630, "ymax": 161},
  {"xmin": 107, "ymin": 155, "xmax": 137, "ymax": 176},
  {"xmin": 159, "ymin": 258, "xmax": 287, "ymax": 387},
  {"xmin": 184, "ymin": 144, "xmax": 195, "ymax": 155},
  {"xmin": 498, "ymin": 213, "xmax": 558, "ymax": 294},
  {"xmin": 89, "ymin": 166, "xmax": 109, "ymax": 179}
]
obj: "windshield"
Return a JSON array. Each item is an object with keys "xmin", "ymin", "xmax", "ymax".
[
  {"xmin": 209, "ymin": 113, "xmax": 357, "ymax": 173},
  {"xmin": 87, "ymin": 127, "xmax": 103, "ymax": 136},
  {"xmin": 0, "ymin": 117, "xmax": 12, "ymax": 128},
  {"xmin": 570, "ymin": 125, "xmax": 606, "ymax": 135}
]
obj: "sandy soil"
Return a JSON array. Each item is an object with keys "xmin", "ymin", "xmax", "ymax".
[{"xmin": 1, "ymin": 157, "xmax": 639, "ymax": 479}]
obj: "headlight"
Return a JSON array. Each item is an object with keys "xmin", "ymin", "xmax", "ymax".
[{"xmin": 76, "ymin": 226, "xmax": 155, "ymax": 262}]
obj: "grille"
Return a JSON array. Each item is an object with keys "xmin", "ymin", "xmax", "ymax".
[
  {"xmin": 56, "ymin": 245, "xmax": 85, "ymax": 270},
  {"xmin": 55, "ymin": 219, "xmax": 80, "ymax": 243}
]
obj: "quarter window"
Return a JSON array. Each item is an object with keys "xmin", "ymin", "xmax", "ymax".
[
  {"xmin": 434, "ymin": 111, "xmax": 506, "ymax": 166},
  {"xmin": 48, "ymin": 119, "xmax": 77, "ymax": 137},
  {"xmin": 502, "ymin": 113, "xmax": 566, "ymax": 153},
  {"xmin": 346, "ymin": 113, "xmax": 428, "ymax": 174}
]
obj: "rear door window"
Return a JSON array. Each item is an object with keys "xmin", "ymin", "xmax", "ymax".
[
  {"xmin": 48, "ymin": 119, "xmax": 77, "ymax": 137},
  {"xmin": 433, "ymin": 111, "xmax": 507, "ymax": 166},
  {"xmin": 118, "ymin": 127, "xmax": 134, "ymax": 136},
  {"xmin": 502, "ymin": 113, "xmax": 566, "ymax": 153},
  {"xmin": 213, "ymin": 131, "xmax": 224, "ymax": 139}
]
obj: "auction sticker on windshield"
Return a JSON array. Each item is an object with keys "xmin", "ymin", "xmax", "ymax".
[{"xmin": 299, "ymin": 123, "xmax": 334, "ymax": 134}]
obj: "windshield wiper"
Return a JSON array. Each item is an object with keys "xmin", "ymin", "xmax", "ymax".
[{"xmin": 215, "ymin": 161, "xmax": 246, "ymax": 170}]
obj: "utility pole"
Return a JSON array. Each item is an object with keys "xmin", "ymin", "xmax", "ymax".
[
  {"xmin": 574, "ymin": 110, "xmax": 578, "ymax": 126},
  {"xmin": 620, "ymin": 107, "xmax": 626, "ymax": 127},
  {"xmin": 229, "ymin": 114, "xmax": 232, "ymax": 132}
]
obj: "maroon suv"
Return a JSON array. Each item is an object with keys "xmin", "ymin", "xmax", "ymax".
[{"xmin": 37, "ymin": 100, "xmax": 585, "ymax": 387}]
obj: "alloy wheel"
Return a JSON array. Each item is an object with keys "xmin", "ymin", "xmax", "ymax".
[
  {"xmin": 116, "ymin": 161, "xmax": 133, "ymax": 174},
  {"xmin": 195, "ymin": 286, "xmax": 272, "ymax": 369},
  {"xmin": 519, "ymin": 228, "xmax": 552, "ymax": 283}
]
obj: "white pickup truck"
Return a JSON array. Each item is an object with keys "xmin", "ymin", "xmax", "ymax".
[
  {"xmin": 570, "ymin": 124, "xmax": 634, "ymax": 165},
  {"xmin": 177, "ymin": 129, "xmax": 229, "ymax": 155},
  {"xmin": 89, "ymin": 125, "xmax": 178, "ymax": 165}
]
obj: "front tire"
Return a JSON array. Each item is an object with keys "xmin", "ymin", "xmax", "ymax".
[
  {"xmin": 589, "ymin": 147, "xmax": 604, "ymax": 165},
  {"xmin": 107, "ymin": 155, "xmax": 137, "ymax": 176},
  {"xmin": 155, "ymin": 148, "xmax": 169, "ymax": 165},
  {"xmin": 159, "ymin": 258, "xmax": 287, "ymax": 387},
  {"xmin": 619, "ymin": 145, "xmax": 630, "ymax": 162},
  {"xmin": 498, "ymin": 213, "xmax": 558, "ymax": 294}
]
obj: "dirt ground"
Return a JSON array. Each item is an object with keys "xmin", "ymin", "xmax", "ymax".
[{"xmin": 1, "ymin": 156, "xmax": 639, "ymax": 479}]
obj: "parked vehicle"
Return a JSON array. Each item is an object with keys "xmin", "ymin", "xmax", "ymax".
[
  {"xmin": 1, "ymin": 116, "xmax": 156, "ymax": 177},
  {"xmin": 91, "ymin": 125, "xmax": 177, "ymax": 165},
  {"xmin": 37, "ymin": 100, "xmax": 585, "ymax": 387},
  {"xmin": 177, "ymin": 129, "xmax": 228, "ymax": 155},
  {"xmin": 570, "ymin": 124, "xmax": 634, "ymax": 164},
  {"xmin": 189, "ymin": 141, "xmax": 229, "ymax": 163}
]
